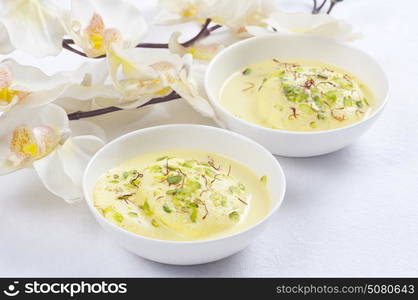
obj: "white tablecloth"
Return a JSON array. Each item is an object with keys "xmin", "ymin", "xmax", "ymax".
[{"xmin": 1, "ymin": 0, "xmax": 417, "ymax": 277}]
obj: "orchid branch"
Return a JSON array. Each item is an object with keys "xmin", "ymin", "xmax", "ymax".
[
  {"xmin": 67, "ymin": 91, "xmax": 180, "ymax": 120},
  {"xmin": 312, "ymin": 0, "xmax": 341, "ymax": 14}
]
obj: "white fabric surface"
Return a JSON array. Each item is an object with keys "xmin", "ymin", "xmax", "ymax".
[{"xmin": 0, "ymin": 0, "xmax": 417, "ymax": 277}]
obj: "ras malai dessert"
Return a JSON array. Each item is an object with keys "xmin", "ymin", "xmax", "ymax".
[
  {"xmin": 220, "ymin": 59, "xmax": 375, "ymax": 132},
  {"xmin": 93, "ymin": 150, "xmax": 270, "ymax": 241}
]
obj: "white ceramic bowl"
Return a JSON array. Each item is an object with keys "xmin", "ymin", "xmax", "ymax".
[
  {"xmin": 205, "ymin": 35, "xmax": 390, "ymax": 157},
  {"xmin": 83, "ymin": 124, "xmax": 286, "ymax": 265}
]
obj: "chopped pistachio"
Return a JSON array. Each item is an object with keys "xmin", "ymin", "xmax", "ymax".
[
  {"xmin": 310, "ymin": 121, "xmax": 317, "ymax": 128},
  {"xmin": 180, "ymin": 160, "xmax": 194, "ymax": 168},
  {"xmin": 260, "ymin": 175, "xmax": 267, "ymax": 184},
  {"xmin": 185, "ymin": 179, "xmax": 201, "ymax": 192},
  {"xmin": 148, "ymin": 165, "xmax": 162, "ymax": 173},
  {"xmin": 139, "ymin": 200, "xmax": 153, "ymax": 216},
  {"xmin": 156, "ymin": 156, "xmax": 169, "ymax": 161},
  {"xmin": 242, "ymin": 68, "xmax": 251, "ymax": 75},
  {"xmin": 167, "ymin": 165, "xmax": 178, "ymax": 171},
  {"xmin": 128, "ymin": 212, "xmax": 138, "ymax": 217},
  {"xmin": 166, "ymin": 189, "xmax": 178, "ymax": 195},
  {"xmin": 112, "ymin": 212, "xmax": 124, "ymax": 223},
  {"xmin": 163, "ymin": 204, "xmax": 172, "ymax": 213},
  {"xmin": 167, "ymin": 175, "xmax": 182, "ymax": 184},
  {"xmin": 344, "ymin": 96, "xmax": 353, "ymax": 107},
  {"xmin": 229, "ymin": 211, "xmax": 240, "ymax": 222},
  {"xmin": 190, "ymin": 204, "xmax": 198, "ymax": 223},
  {"xmin": 299, "ymin": 103, "xmax": 315, "ymax": 114},
  {"xmin": 151, "ymin": 219, "xmax": 160, "ymax": 227}
]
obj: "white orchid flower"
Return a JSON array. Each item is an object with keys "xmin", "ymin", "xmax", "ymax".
[
  {"xmin": 247, "ymin": 11, "xmax": 362, "ymax": 42},
  {"xmin": 155, "ymin": 0, "xmax": 276, "ymax": 35},
  {"xmin": 0, "ymin": 104, "xmax": 105, "ymax": 202},
  {"xmin": 0, "ymin": 0, "xmax": 67, "ymax": 57},
  {"xmin": 0, "ymin": 59, "xmax": 69, "ymax": 112},
  {"xmin": 106, "ymin": 44, "xmax": 215, "ymax": 118},
  {"xmin": 68, "ymin": 0, "xmax": 148, "ymax": 58},
  {"xmin": 169, "ymin": 32, "xmax": 222, "ymax": 61},
  {"xmin": 154, "ymin": 0, "xmax": 203, "ymax": 25}
]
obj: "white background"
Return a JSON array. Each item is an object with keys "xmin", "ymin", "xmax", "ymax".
[{"xmin": 1, "ymin": 0, "xmax": 417, "ymax": 277}]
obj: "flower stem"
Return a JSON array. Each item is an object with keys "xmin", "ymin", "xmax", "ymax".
[
  {"xmin": 327, "ymin": 1, "xmax": 337, "ymax": 14},
  {"xmin": 312, "ymin": 0, "xmax": 328, "ymax": 14},
  {"xmin": 318, "ymin": 0, "xmax": 328, "ymax": 11},
  {"xmin": 67, "ymin": 91, "xmax": 181, "ymax": 120}
]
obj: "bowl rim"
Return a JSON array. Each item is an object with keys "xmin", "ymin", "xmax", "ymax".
[
  {"xmin": 83, "ymin": 123, "xmax": 286, "ymax": 245},
  {"xmin": 205, "ymin": 34, "xmax": 391, "ymax": 135}
]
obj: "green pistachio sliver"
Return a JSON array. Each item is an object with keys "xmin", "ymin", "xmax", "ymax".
[
  {"xmin": 148, "ymin": 165, "xmax": 162, "ymax": 173},
  {"xmin": 139, "ymin": 200, "xmax": 153, "ymax": 216},
  {"xmin": 344, "ymin": 97, "xmax": 353, "ymax": 107},
  {"xmin": 299, "ymin": 103, "xmax": 315, "ymax": 114},
  {"xmin": 260, "ymin": 175, "xmax": 267, "ymax": 184},
  {"xmin": 190, "ymin": 205, "xmax": 198, "ymax": 223},
  {"xmin": 166, "ymin": 189, "xmax": 178, "ymax": 195},
  {"xmin": 355, "ymin": 100, "xmax": 363, "ymax": 108},
  {"xmin": 242, "ymin": 68, "xmax": 251, "ymax": 75},
  {"xmin": 363, "ymin": 98, "xmax": 370, "ymax": 106},
  {"xmin": 112, "ymin": 212, "xmax": 124, "ymax": 223},
  {"xmin": 156, "ymin": 156, "xmax": 169, "ymax": 161},
  {"xmin": 167, "ymin": 165, "xmax": 178, "ymax": 171},
  {"xmin": 122, "ymin": 171, "xmax": 129, "ymax": 179},
  {"xmin": 180, "ymin": 160, "xmax": 194, "ymax": 168},
  {"xmin": 167, "ymin": 175, "xmax": 182, "ymax": 184},
  {"xmin": 128, "ymin": 212, "xmax": 138, "ymax": 217},
  {"xmin": 317, "ymin": 112, "xmax": 327, "ymax": 120},
  {"xmin": 151, "ymin": 219, "xmax": 160, "ymax": 227},
  {"xmin": 163, "ymin": 204, "xmax": 172, "ymax": 213},
  {"xmin": 310, "ymin": 121, "xmax": 317, "ymax": 129},
  {"xmin": 185, "ymin": 179, "xmax": 201, "ymax": 192},
  {"xmin": 229, "ymin": 211, "xmax": 240, "ymax": 222}
]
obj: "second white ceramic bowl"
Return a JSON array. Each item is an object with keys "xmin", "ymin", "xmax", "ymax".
[
  {"xmin": 83, "ymin": 124, "xmax": 286, "ymax": 265},
  {"xmin": 205, "ymin": 35, "xmax": 390, "ymax": 157}
]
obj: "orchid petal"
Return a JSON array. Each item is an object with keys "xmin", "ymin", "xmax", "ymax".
[
  {"xmin": 169, "ymin": 32, "xmax": 222, "ymax": 61},
  {"xmin": 0, "ymin": 22, "xmax": 14, "ymax": 54},
  {"xmin": 265, "ymin": 11, "xmax": 362, "ymax": 42},
  {"xmin": 33, "ymin": 148, "xmax": 82, "ymax": 202},
  {"xmin": 0, "ymin": 59, "xmax": 71, "ymax": 112},
  {"xmin": 34, "ymin": 134, "xmax": 104, "ymax": 203},
  {"xmin": 69, "ymin": 120, "xmax": 107, "ymax": 142},
  {"xmin": 0, "ymin": 0, "xmax": 67, "ymax": 57}
]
